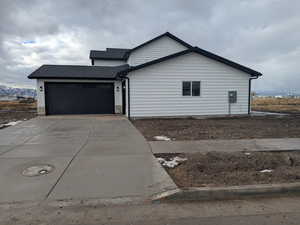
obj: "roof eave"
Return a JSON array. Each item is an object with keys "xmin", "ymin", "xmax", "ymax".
[
  {"xmin": 89, "ymin": 57, "xmax": 126, "ymax": 60},
  {"xmin": 28, "ymin": 76, "xmax": 117, "ymax": 80},
  {"xmin": 121, "ymin": 48, "xmax": 262, "ymax": 77},
  {"xmin": 128, "ymin": 32, "xmax": 193, "ymax": 54}
]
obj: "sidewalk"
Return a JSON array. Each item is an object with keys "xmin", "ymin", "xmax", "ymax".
[{"xmin": 149, "ymin": 138, "xmax": 300, "ymax": 154}]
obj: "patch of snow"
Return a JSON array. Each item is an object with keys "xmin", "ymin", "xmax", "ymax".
[
  {"xmin": 173, "ymin": 156, "xmax": 187, "ymax": 162},
  {"xmin": 4, "ymin": 121, "xmax": 22, "ymax": 126},
  {"xmin": 244, "ymin": 152, "xmax": 251, "ymax": 155},
  {"xmin": 157, "ymin": 156, "xmax": 187, "ymax": 168},
  {"xmin": 260, "ymin": 169, "xmax": 273, "ymax": 173},
  {"xmin": 154, "ymin": 135, "xmax": 171, "ymax": 141},
  {"xmin": 0, "ymin": 120, "xmax": 22, "ymax": 129},
  {"xmin": 156, "ymin": 157, "xmax": 165, "ymax": 164}
]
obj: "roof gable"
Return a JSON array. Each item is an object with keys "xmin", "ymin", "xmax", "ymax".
[
  {"xmin": 120, "ymin": 47, "xmax": 262, "ymax": 77},
  {"xmin": 129, "ymin": 32, "xmax": 192, "ymax": 53},
  {"xmin": 89, "ymin": 32, "xmax": 192, "ymax": 61}
]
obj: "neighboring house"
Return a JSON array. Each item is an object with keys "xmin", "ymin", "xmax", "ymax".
[{"xmin": 28, "ymin": 32, "xmax": 262, "ymax": 118}]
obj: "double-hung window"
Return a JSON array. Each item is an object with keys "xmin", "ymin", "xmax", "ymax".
[{"xmin": 182, "ymin": 81, "xmax": 200, "ymax": 96}]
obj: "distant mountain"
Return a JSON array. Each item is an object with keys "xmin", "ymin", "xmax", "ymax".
[{"xmin": 0, "ymin": 85, "xmax": 36, "ymax": 98}]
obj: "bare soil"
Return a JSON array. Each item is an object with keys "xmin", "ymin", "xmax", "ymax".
[
  {"xmin": 132, "ymin": 115, "xmax": 300, "ymax": 141},
  {"xmin": 156, "ymin": 152, "xmax": 300, "ymax": 187},
  {"xmin": 0, "ymin": 100, "xmax": 37, "ymax": 128}
]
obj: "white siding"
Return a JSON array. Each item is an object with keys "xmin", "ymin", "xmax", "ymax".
[
  {"xmin": 127, "ymin": 36, "xmax": 188, "ymax": 66},
  {"xmin": 93, "ymin": 59, "xmax": 126, "ymax": 66},
  {"xmin": 128, "ymin": 53, "xmax": 250, "ymax": 117},
  {"xmin": 36, "ymin": 79, "xmax": 122, "ymax": 115}
]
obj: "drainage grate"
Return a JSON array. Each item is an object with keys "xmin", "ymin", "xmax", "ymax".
[{"xmin": 22, "ymin": 164, "xmax": 55, "ymax": 177}]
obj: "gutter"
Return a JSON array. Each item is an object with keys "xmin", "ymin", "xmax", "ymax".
[{"xmin": 248, "ymin": 76, "xmax": 259, "ymax": 114}]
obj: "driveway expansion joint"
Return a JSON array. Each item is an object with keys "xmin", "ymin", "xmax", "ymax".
[{"xmin": 45, "ymin": 123, "xmax": 93, "ymax": 199}]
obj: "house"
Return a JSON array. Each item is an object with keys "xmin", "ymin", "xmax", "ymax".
[{"xmin": 28, "ymin": 32, "xmax": 262, "ymax": 118}]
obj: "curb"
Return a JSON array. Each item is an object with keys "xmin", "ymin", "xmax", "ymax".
[
  {"xmin": 151, "ymin": 188, "xmax": 182, "ymax": 201},
  {"xmin": 154, "ymin": 182, "xmax": 300, "ymax": 201}
]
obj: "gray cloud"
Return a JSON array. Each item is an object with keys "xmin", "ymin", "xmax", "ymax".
[{"xmin": 0, "ymin": 0, "xmax": 299, "ymax": 93}]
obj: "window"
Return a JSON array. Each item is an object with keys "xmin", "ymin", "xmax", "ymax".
[
  {"xmin": 182, "ymin": 81, "xmax": 191, "ymax": 96},
  {"xmin": 192, "ymin": 81, "xmax": 200, "ymax": 96},
  {"xmin": 182, "ymin": 81, "xmax": 201, "ymax": 96}
]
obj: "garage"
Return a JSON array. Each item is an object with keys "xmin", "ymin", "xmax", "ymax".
[
  {"xmin": 28, "ymin": 64, "xmax": 129, "ymax": 116},
  {"xmin": 45, "ymin": 82, "xmax": 115, "ymax": 115}
]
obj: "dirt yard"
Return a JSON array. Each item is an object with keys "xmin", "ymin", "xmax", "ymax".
[
  {"xmin": 132, "ymin": 115, "xmax": 300, "ymax": 141},
  {"xmin": 156, "ymin": 152, "xmax": 300, "ymax": 187},
  {"xmin": 252, "ymin": 97, "xmax": 300, "ymax": 114},
  {"xmin": 0, "ymin": 100, "xmax": 37, "ymax": 127}
]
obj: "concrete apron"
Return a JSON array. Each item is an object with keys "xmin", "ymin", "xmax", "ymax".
[{"xmin": 0, "ymin": 115, "xmax": 177, "ymax": 204}]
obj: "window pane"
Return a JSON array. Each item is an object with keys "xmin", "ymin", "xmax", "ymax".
[
  {"xmin": 192, "ymin": 81, "xmax": 200, "ymax": 96},
  {"xmin": 182, "ymin": 81, "xmax": 191, "ymax": 96}
]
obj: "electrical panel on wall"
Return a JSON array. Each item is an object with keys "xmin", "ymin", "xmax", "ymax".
[{"xmin": 228, "ymin": 91, "xmax": 237, "ymax": 103}]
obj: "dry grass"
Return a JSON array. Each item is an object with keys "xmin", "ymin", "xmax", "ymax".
[
  {"xmin": 252, "ymin": 97, "xmax": 300, "ymax": 114},
  {"xmin": 0, "ymin": 100, "xmax": 36, "ymax": 111}
]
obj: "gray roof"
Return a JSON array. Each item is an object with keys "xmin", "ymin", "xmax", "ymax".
[
  {"xmin": 28, "ymin": 64, "xmax": 129, "ymax": 79},
  {"xmin": 90, "ymin": 48, "xmax": 130, "ymax": 60},
  {"xmin": 89, "ymin": 32, "xmax": 191, "ymax": 60}
]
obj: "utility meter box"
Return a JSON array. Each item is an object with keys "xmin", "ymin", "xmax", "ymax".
[{"xmin": 228, "ymin": 91, "xmax": 237, "ymax": 103}]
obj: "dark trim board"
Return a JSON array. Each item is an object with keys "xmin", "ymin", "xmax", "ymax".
[
  {"xmin": 129, "ymin": 32, "xmax": 193, "ymax": 53},
  {"xmin": 44, "ymin": 82, "xmax": 115, "ymax": 115},
  {"xmin": 37, "ymin": 77, "xmax": 116, "ymax": 80},
  {"xmin": 120, "ymin": 48, "xmax": 262, "ymax": 77}
]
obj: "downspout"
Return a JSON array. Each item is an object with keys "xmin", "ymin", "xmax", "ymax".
[
  {"xmin": 248, "ymin": 76, "xmax": 259, "ymax": 114},
  {"xmin": 91, "ymin": 59, "xmax": 94, "ymax": 65}
]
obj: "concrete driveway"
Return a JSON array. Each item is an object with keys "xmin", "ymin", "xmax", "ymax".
[{"xmin": 0, "ymin": 116, "xmax": 175, "ymax": 203}]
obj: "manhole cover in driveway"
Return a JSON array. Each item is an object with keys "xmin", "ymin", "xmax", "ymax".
[{"xmin": 22, "ymin": 164, "xmax": 55, "ymax": 177}]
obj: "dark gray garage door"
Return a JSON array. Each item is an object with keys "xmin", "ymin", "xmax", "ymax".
[{"xmin": 45, "ymin": 82, "xmax": 114, "ymax": 115}]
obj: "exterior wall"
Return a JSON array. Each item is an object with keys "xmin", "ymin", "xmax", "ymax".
[
  {"xmin": 36, "ymin": 79, "xmax": 46, "ymax": 115},
  {"xmin": 128, "ymin": 52, "xmax": 250, "ymax": 117},
  {"xmin": 114, "ymin": 80, "xmax": 122, "ymax": 114},
  {"xmin": 93, "ymin": 59, "xmax": 126, "ymax": 66},
  {"xmin": 127, "ymin": 36, "xmax": 188, "ymax": 66},
  {"xmin": 36, "ymin": 79, "xmax": 122, "ymax": 115}
]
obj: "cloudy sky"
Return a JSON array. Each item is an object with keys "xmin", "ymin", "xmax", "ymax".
[{"xmin": 0, "ymin": 0, "xmax": 299, "ymax": 93}]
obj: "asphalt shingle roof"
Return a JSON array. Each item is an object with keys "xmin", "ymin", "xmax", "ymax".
[
  {"xmin": 89, "ymin": 48, "xmax": 130, "ymax": 60},
  {"xmin": 28, "ymin": 64, "xmax": 129, "ymax": 79}
]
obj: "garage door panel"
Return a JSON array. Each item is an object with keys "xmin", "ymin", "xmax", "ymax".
[{"xmin": 45, "ymin": 82, "xmax": 114, "ymax": 115}]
